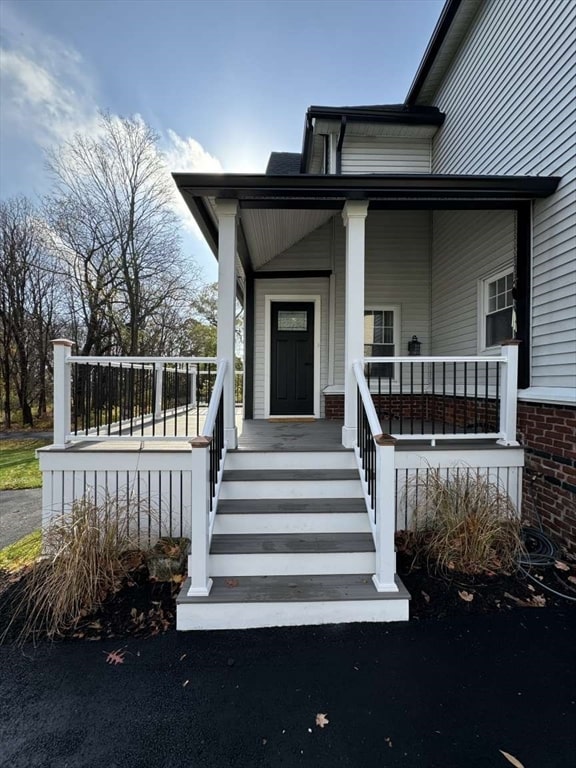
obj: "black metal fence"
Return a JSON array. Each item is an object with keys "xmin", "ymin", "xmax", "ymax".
[
  {"xmin": 365, "ymin": 358, "xmax": 502, "ymax": 436},
  {"xmin": 70, "ymin": 359, "xmax": 225, "ymax": 438}
]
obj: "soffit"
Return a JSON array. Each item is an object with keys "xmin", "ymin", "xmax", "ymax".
[
  {"xmin": 240, "ymin": 208, "xmax": 335, "ymax": 269},
  {"xmin": 408, "ymin": 0, "xmax": 483, "ymax": 105},
  {"xmin": 314, "ymin": 119, "xmax": 438, "ymax": 138}
]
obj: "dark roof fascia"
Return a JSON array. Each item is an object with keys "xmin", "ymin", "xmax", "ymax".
[
  {"xmin": 405, "ymin": 0, "xmax": 462, "ymax": 106},
  {"xmin": 306, "ymin": 104, "xmax": 446, "ymax": 126},
  {"xmin": 173, "ymin": 173, "xmax": 560, "ymax": 203}
]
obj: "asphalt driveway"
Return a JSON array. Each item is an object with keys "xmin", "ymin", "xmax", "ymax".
[
  {"xmin": 0, "ymin": 488, "xmax": 42, "ymax": 549},
  {"xmin": 1, "ymin": 607, "xmax": 574, "ymax": 768}
]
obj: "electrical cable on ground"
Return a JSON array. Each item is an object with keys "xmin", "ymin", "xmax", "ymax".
[{"xmin": 516, "ymin": 473, "xmax": 576, "ymax": 601}]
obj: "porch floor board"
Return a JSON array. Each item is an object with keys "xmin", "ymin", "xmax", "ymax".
[{"xmin": 237, "ymin": 419, "xmax": 346, "ymax": 451}]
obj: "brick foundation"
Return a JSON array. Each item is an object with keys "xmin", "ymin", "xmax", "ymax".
[
  {"xmin": 517, "ymin": 401, "xmax": 576, "ymax": 552},
  {"xmin": 324, "ymin": 393, "xmax": 576, "ymax": 551}
]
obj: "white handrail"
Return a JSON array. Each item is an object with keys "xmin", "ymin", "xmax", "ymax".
[
  {"xmin": 353, "ymin": 360, "xmax": 384, "ymax": 438},
  {"xmin": 69, "ymin": 356, "xmax": 217, "ymax": 365},
  {"xmin": 202, "ymin": 360, "xmax": 228, "ymax": 438},
  {"xmin": 364, "ymin": 355, "xmax": 505, "ymax": 364}
]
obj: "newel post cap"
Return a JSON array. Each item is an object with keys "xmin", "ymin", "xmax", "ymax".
[
  {"xmin": 374, "ymin": 433, "xmax": 397, "ymax": 447},
  {"xmin": 190, "ymin": 436, "xmax": 212, "ymax": 448},
  {"xmin": 51, "ymin": 338, "xmax": 75, "ymax": 348}
]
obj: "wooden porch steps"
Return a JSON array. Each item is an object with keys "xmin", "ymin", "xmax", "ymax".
[
  {"xmin": 177, "ymin": 575, "xmax": 409, "ymax": 630},
  {"xmin": 177, "ymin": 449, "xmax": 410, "ymax": 630}
]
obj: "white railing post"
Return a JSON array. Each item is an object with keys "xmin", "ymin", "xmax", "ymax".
[
  {"xmin": 52, "ymin": 339, "xmax": 74, "ymax": 448},
  {"xmin": 188, "ymin": 436, "xmax": 213, "ymax": 596},
  {"xmin": 497, "ymin": 340, "xmax": 520, "ymax": 446},
  {"xmin": 373, "ymin": 435, "xmax": 399, "ymax": 593},
  {"xmin": 154, "ymin": 363, "xmax": 164, "ymax": 418},
  {"xmin": 191, "ymin": 365, "xmax": 197, "ymax": 408}
]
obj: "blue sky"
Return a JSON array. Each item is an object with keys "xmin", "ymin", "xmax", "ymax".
[{"xmin": 0, "ymin": 0, "xmax": 444, "ymax": 280}]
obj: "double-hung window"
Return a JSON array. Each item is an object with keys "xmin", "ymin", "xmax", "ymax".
[
  {"xmin": 364, "ymin": 307, "xmax": 399, "ymax": 380},
  {"xmin": 481, "ymin": 269, "xmax": 514, "ymax": 350}
]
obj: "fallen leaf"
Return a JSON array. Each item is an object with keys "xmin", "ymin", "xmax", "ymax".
[
  {"xmin": 568, "ymin": 576, "xmax": 576, "ymax": 585},
  {"xmin": 527, "ymin": 584, "xmax": 535, "ymax": 592},
  {"xmin": 315, "ymin": 713, "xmax": 329, "ymax": 728},
  {"xmin": 499, "ymin": 750, "xmax": 525, "ymax": 767},
  {"xmin": 504, "ymin": 592, "xmax": 532, "ymax": 608},
  {"xmin": 447, "ymin": 561, "xmax": 455, "ymax": 570},
  {"xmin": 182, "ymin": 680, "xmax": 189, "ymax": 687},
  {"xmin": 531, "ymin": 594, "xmax": 546, "ymax": 607},
  {"xmin": 180, "ymin": 653, "xmax": 187, "ymax": 661},
  {"xmin": 104, "ymin": 648, "xmax": 126, "ymax": 665},
  {"xmin": 385, "ymin": 737, "xmax": 393, "ymax": 748},
  {"xmin": 554, "ymin": 561, "xmax": 570, "ymax": 571},
  {"xmin": 225, "ymin": 578, "xmax": 239, "ymax": 588},
  {"xmin": 171, "ymin": 574, "xmax": 185, "ymax": 584},
  {"xmin": 421, "ymin": 590, "xmax": 430, "ymax": 603},
  {"xmin": 458, "ymin": 590, "xmax": 474, "ymax": 602}
]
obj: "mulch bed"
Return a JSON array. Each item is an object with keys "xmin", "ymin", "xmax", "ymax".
[{"xmin": 1, "ymin": 536, "xmax": 575, "ymax": 644}]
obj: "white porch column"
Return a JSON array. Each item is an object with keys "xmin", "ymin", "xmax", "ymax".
[
  {"xmin": 216, "ymin": 199, "xmax": 238, "ymax": 449},
  {"xmin": 341, "ymin": 200, "xmax": 369, "ymax": 448}
]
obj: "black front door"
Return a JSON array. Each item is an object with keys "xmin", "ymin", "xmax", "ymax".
[{"xmin": 270, "ymin": 302, "xmax": 314, "ymax": 415}]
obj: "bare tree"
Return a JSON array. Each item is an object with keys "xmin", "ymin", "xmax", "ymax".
[
  {"xmin": 0, "ymin": 197, "xmax": 57, "ymax": 426},
  {"xmin": 45, "ymin": 112, "xmax": 194, "ymax": 356}
]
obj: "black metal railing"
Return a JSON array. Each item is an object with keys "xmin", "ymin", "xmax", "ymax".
[
  {"xmin": 357, "ymin": 383, "xmax": 377, "ymax": 524},
  {"xmin": 70, "ymin": 358, "xmax": 218, "ymax": 438},
  {"xmin": 208, "ymin": 395, "xmax": 225, "ymax": 511},
  {"xmin": 365, "ymin": 357, "xmax": 502, "ymax": 437}
]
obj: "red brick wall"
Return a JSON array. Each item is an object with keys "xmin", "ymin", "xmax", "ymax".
[{"xmin": 517, "ymin": 401, "xmax": 576, "ymax": 551}]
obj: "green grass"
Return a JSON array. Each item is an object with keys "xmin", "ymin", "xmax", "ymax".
[
  {"xmin": 0, "ymin": 439, "xmax": 49, "ymax": 490},
  {"xmin": 0, "ymin": 529, "xmax": 42, "ymax": 572}
]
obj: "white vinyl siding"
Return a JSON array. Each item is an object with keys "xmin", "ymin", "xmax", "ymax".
[
  {"xmin": 333, "ymin": 211, "xmax": 431, "ymax": 386},
  {"xmin": 253, "ymin": 278, "xmax": 330, "ymax": 419},
  {"xmin": 429, "ymin": 0, "xmax": 576, "ymax": 388},
  {"xmin": 341, "ymin": 136, "xmax": 431, "ymax": 174},
  {"xmin": 431, "ymin": 210, "xmax": 515, "ymax": 355}
]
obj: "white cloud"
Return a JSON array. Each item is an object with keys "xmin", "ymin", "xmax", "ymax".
[
  {"xmin": 0, "ymin": 8, "xmax": 223, "ymax": 243},
  {"xmin": 0, "ymin": 10, "xmax": 101, "ymax": 145}
]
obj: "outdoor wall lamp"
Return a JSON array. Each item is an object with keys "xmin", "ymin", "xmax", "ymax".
[{"xmin": 408, "ymin": 335, "xmax": 421, "ymax": 356}]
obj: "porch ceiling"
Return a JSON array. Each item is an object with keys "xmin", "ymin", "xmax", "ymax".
[
  {"xmin": 173, "ymin": 172, "xmax": 560, "ymax": 272},
  {"xmin": 240, "ymin": 208, "xmax": 335, "ymax": 269}
]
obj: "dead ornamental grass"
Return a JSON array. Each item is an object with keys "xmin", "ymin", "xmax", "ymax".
[
  {"xmin": 2, "ymin": 495, "xmax": 156, "ymax": 645},
  {"xmin": 409, "ymin": 466, "xmax": 523, "ymax": 575}
]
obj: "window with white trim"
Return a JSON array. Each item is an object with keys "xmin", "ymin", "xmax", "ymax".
[
  {"xmin": 364, "ymin": 307, "xmax": 399, "ymax": 379},
  {"xmin": 481, "ymin": 269, "xmax": 514, "ymax": 349}
]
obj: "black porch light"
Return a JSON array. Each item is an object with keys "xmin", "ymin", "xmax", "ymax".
[{"xmin": 408, "ymin": 335, "xmax": 421, "ymax": 356}]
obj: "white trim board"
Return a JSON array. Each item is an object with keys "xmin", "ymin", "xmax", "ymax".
[{"xmin": 263, "ymin": 295, "xmax": 322, "ymax": 419}]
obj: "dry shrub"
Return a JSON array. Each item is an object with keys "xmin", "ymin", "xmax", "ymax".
[
  {"xmin": 409, "ymin": 466, "xmax": 522, "ymax": 575},
  {"xmin": 2, "ymin": 495, "xmax": 153, "ymax": 645}
]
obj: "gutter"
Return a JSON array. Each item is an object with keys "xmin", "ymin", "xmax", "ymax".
[{"xmin": 336, "ymin": 116, "xmax": 347, "ymax": 174}]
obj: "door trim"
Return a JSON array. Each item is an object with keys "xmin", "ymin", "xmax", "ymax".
[{"xmin": 264, "ymin": 294, "xmax": 321, "ymax": 419}]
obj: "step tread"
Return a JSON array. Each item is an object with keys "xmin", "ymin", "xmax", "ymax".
[
  {"xmin": 216, "ymin": 498, "xmax": 368, "ymax": 514},
  {"xmin": 223, "ymin": 469, "xmax": 360, "ymax": 482},
  {"xmin": 211, "ymin": 532, "xmax": 375, "ymax": 555},
  {"xmin": 178, "ymin": 575, "xmax": 409, "ymax": 604}
]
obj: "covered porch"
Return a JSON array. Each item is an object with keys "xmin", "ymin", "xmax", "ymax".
[{"xmin": 173, "ymin": 171, "xmax": 557, "ymax": 453}]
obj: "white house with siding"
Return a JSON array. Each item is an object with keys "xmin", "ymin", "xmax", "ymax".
[{"xmin": 40, "ymin": 0, "xmax": 575, "ymax": 630}]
